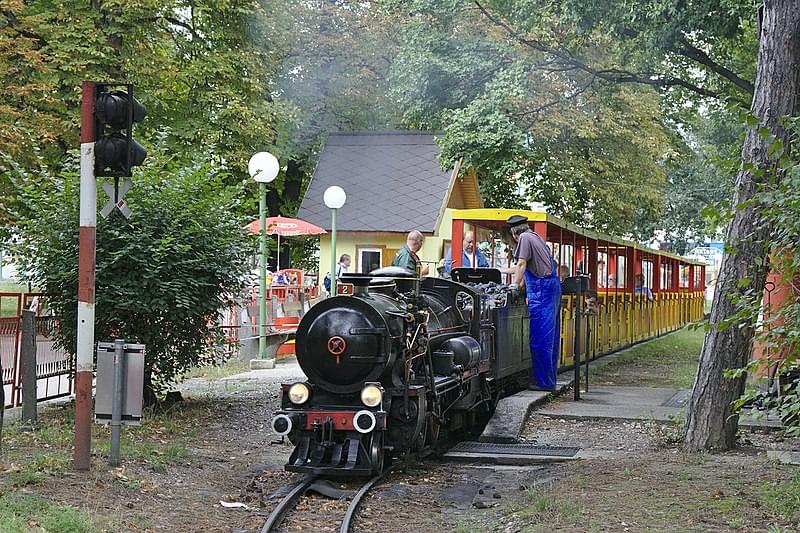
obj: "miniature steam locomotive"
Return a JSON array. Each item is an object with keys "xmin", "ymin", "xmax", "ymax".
[{"xmin": 270, "ymin": 267, "xmax": 531, "ymax": 476}]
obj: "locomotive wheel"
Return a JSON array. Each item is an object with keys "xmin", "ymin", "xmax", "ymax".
[{"xmin": 370, "ymin": 432, "xmax": 385, "ymax": 474}]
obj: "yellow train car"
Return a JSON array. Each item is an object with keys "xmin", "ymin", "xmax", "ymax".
[{"xmin": 448, "ymin": 208, "xmax": 706, "ymax": 367}]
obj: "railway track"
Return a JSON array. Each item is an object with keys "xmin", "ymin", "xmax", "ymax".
[{"xmin": 259, "ymin": 472, "xmax": 385, "ymax": 533}]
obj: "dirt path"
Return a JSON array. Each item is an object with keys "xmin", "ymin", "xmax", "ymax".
[{"xmin": 3, "ymin": 362, "xmax": 799, "ymax": 532}]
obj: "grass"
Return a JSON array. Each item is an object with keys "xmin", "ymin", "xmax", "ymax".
[
  {"xmin": 3, "ymin": 399, "xmax": 203, "ymax": 470},
  {"xmin": 761, "ymin": 475, "xmax": 800, "ymax": 522},
  {"xmin": 510, "ymin": 490, "xmax": 580, "ymax": 532},
  {"xmin": 181, "ymin": 358, "xmax": 249, "ymax": 380},
  {"xmin": 0, "ymin": 280, "xmax": 29, "ymax": 292},
  {"xmin": 90, "ymin": 402, "xmax": 202, "ymax": 468},
  {"xmin": 0, "ymin": 493, "xmax": 95, "ymax": 533},
  {"xmin": 3, "ymin": 454, "xmax": 71, "ymax": 488},
  {"xmin": 497, "ymin": 455, "xmax": 796, "ymax": 533},
  {"xmin": 591, "ymin": 327, "xmax": 704, "ymax": 388},
  {"xmin": 95, "ymin": 439, "xmax": 190, "ymax": 470},
  {"xmin": 0, "ymin": 400, "xmax": 210, "ymax": 531}
]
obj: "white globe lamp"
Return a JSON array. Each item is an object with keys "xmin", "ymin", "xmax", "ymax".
[
  {"xmin": 248, "ymin": 152, "xmax": 280, "ymax": 183},
  {"xmin": 324, "ymin": 186, "xmax": 346, "ymax": 297},
  {"xmin": 250, "ymin": 150, "xmax": 280, "ymax": 368},
  {"xmin": 324, "ymin": 186, "xmax": 347, "ymax": 209}
]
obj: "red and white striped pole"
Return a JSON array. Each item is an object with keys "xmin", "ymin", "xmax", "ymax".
[{"xmin": 74, "ymin": 81, "xmax": 97, "ymax": 471}]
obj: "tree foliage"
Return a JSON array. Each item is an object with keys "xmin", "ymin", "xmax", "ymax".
[
  {"xmin": 265, "ymin": 0, "xmax": 401, "ymax": 217},
  {"xmin": 10, "ymin": 153, "xmax": 251, "ymax": 401},
  {"xmin": 738, "ymin": 121, "xmax": 800, "ymax": 435},
  {"xmin": 0, "ymin": 0, "xmax": 283, "ymax": 201},
  {"xmin": 655, "ymin": 106, "xmax": 742, "ymax": 253},
  {"xmin": 387, "ymin": 1, "xmax": 678, "ymax": 236}
]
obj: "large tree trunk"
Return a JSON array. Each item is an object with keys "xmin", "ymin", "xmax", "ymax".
[{"xmin": 683, "ymin": 0, "xmax": 800, "ymax": 451}]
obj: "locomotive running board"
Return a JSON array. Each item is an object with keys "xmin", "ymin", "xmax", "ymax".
[{"xmin": 443, "ymin": 441, "xmax": 581, "ymax": 465}]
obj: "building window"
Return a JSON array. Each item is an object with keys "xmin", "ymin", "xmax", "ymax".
[{"xmin": 358, "ymin": 247, "xmax": 383, "ymax": 274}]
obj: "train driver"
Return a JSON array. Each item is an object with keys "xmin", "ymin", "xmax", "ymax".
[
  {"xmin": 443, "ymin": 230, "xmax": 489, "ymax": 273},
  {"xmin": 508, "ymin": 215, "xmax": 561, "ymax": 392},
  {"xmin": 392, "ymin": 230, "xmax": 430, "ymax": 276}
]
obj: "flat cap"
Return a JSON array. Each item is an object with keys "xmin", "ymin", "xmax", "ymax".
[{"xmin": 506, "ymin": 214, "xmax": 529, "ymax": 227}]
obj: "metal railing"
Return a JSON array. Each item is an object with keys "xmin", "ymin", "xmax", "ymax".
[
  {"xmin": 558, "ymin": 290, "xmax": 705, "ymax": 367},
  {"xmin": 1, "ymin": 293, "xmax": 73, "ymax": 408}
]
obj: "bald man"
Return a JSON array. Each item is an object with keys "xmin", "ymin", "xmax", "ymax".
[
  {"xmin": 392, "ymin": 230, "xmax": 429, "ymax": 276},
  {"xmin": 444, "ymin": 231, "xmax": 489, "ymax": 273}
]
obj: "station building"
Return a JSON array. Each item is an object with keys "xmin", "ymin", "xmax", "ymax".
[{"xmin": 297, "ymin": 131, "xmax": 483, "ymax": 286}]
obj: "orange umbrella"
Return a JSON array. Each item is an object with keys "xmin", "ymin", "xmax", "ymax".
[
  {"xmin": 246, "ymin": 216, "xmax": 326, "ymax": 237},
  {"xmin": 247, "ymin": 216, "xmax": 326, "ymax": 270}
]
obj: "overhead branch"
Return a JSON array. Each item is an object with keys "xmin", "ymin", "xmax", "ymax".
[
  {"xmin": 677, "ymin": 38, "xmax": 754, "ymax": 95},
  {"xmin": 516, "ymin": 74, "xmax": 598, "ymax": 126},
  {"xmin": 2, "ymin": 9, "xmax": 48, "ymax": 46},
  {"xmin": 472, "ymin": 1, "xmax": 746, "ymax": 104}
]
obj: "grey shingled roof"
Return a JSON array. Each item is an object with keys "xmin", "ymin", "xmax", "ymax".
[{"xmin": 296, "ymin": 131, "xmax": 452, "ymax": 233}]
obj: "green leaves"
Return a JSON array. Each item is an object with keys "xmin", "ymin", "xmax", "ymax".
[{"xmin": 12, "ymin": 156, "xmax": 251, "ymax": 398}]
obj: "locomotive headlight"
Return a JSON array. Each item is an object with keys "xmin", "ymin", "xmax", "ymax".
[
  {"xmin": 288, "ymin": 382, "xmax": 310, "ymax": 405},
  {"xmin": 360, "ymin": 384, "xmax": 383, "ymax": 408}
]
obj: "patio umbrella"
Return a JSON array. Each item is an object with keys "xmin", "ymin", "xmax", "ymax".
[{"xmin": 246, "ymin": 216, "xmax": 326, "ymax": 270}]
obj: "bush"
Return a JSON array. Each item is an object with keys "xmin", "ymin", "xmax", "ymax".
[{"xmin": 12, "ymin": 156, "xmax": 251, "ymax": 402}]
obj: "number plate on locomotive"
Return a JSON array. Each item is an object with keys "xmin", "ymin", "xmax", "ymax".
[{"xmin": 337, "ymin": 283, "xmax": 354, "ymax": 295}]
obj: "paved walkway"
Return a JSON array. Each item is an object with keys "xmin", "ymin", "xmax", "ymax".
[
  {"xmin": 224, "ymin": 357, "xmax": 305, "ymax": 382},
  {"xmin": 535, "ymin": 385, "xmax": 781, "ymax": 429}
]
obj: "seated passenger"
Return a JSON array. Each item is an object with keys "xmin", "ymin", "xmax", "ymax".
[
  {"xmin": 444, "ymin": 231, "xmax": 489, "ymax": 273},
  {"xmin": 559, "ymin": 264, "xmax": 569, "ymax": 282},
  {"xmin": 634, "ymin": 273, "xmax": 654, "ymax": 300}
]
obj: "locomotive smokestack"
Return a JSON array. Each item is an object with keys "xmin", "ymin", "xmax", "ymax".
[{"xmin": 341, "ymin": 273, "xmax": 371, "ymax": 296}]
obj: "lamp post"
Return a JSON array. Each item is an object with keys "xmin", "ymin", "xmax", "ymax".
[
  {"xmin": 323, "ymin": 186, "xmax": 346, "ymax": 296},
  {"xmin": 248, "ymin": 152, "xmax": 280, "ymax": 366}
]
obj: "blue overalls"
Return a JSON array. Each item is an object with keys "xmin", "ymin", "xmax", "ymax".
[{"xmin": 524, "ymin": 258, "xmax": 562, "ymax": 389}]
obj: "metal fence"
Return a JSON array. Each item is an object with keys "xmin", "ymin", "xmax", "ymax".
[{"xmin": 1, "ymin": 293, "xmax": 73, "ymax": 408}]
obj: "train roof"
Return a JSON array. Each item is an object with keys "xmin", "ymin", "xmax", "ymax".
[{"xmin": 451, "ymin": 208, "xmax": 705, "ymax": 266}]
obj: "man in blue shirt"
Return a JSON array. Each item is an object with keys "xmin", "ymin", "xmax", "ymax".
[{"xmin": 444, "ymin": 231, "xmax": 489, "ymax": 273}]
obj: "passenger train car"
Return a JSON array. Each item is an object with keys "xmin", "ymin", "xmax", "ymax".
[{"xmin": 270, "ymin": 209, "xmax": 705, "ymax": 476}]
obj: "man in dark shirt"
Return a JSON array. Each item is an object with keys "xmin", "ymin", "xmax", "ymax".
[
  {"xmin": 392, "ymin": 230, "xmax": 429, "ymax": 276},
  {"xmin": 508, "ymin": 215, "xmax": 561, "ymax": 391}
]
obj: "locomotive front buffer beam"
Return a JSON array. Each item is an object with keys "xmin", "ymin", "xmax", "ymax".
[{"xmin": 276, "ymin": 410, "xmax": 387, "ymax": 477}]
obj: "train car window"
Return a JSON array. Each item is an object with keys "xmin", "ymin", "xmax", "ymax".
[
  {"xmin": 617, "ymin": 255, "xmax": 627, "ymax": 288},
  {"xmin": 679, "ymin": 265, "xmax": 690, "ymax": 288},
  {"xmin": 597, "ymin": 251, "xmax": 609, "ymax": 289},
  {"xmin": 660, "ymin": 261, "xmax": 673, "ymax": 289},
  {"xmin": 641, "ymin": 260, "xmax": 654, "ymax": 288}
]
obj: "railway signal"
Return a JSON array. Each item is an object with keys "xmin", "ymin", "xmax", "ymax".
[
  {"xmin": 75, "ymin": 81, "xmax": 147, "ymax": 471},
  {"xmin": 94, "ymin": 83, "xmax": 147, "ymax": 177}
]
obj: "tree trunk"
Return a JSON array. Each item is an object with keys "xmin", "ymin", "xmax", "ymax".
[{"xmin": 683, "ymin": 0, "xmax": 800, "ymax": 451}]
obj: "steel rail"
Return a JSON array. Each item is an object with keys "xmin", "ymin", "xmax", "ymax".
[
  {"xmin": 339, "ymin": 473, "xmax": 384, "ymax": 533},
  {"xmin": 260, "ymin": 474, "xmax": 318, "ymax": 533}
]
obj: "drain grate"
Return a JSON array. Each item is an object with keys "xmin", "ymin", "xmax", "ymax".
[
  {"xmin": 449, "ymin": 441, "xmax": 580, "ymax": 457},
  {"xmin": 662, "ymin": 390, "xmax": 690, "ymax": 408}
]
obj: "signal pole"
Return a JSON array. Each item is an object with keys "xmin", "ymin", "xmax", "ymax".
[{"xmin": 74, "ymin": 81, "xmax": 97, "ymax": 470}]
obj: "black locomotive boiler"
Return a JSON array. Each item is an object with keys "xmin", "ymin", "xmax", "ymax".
[{"xmin": 271, "ymin": 267, "xmax": 531, "ymax": 476}]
